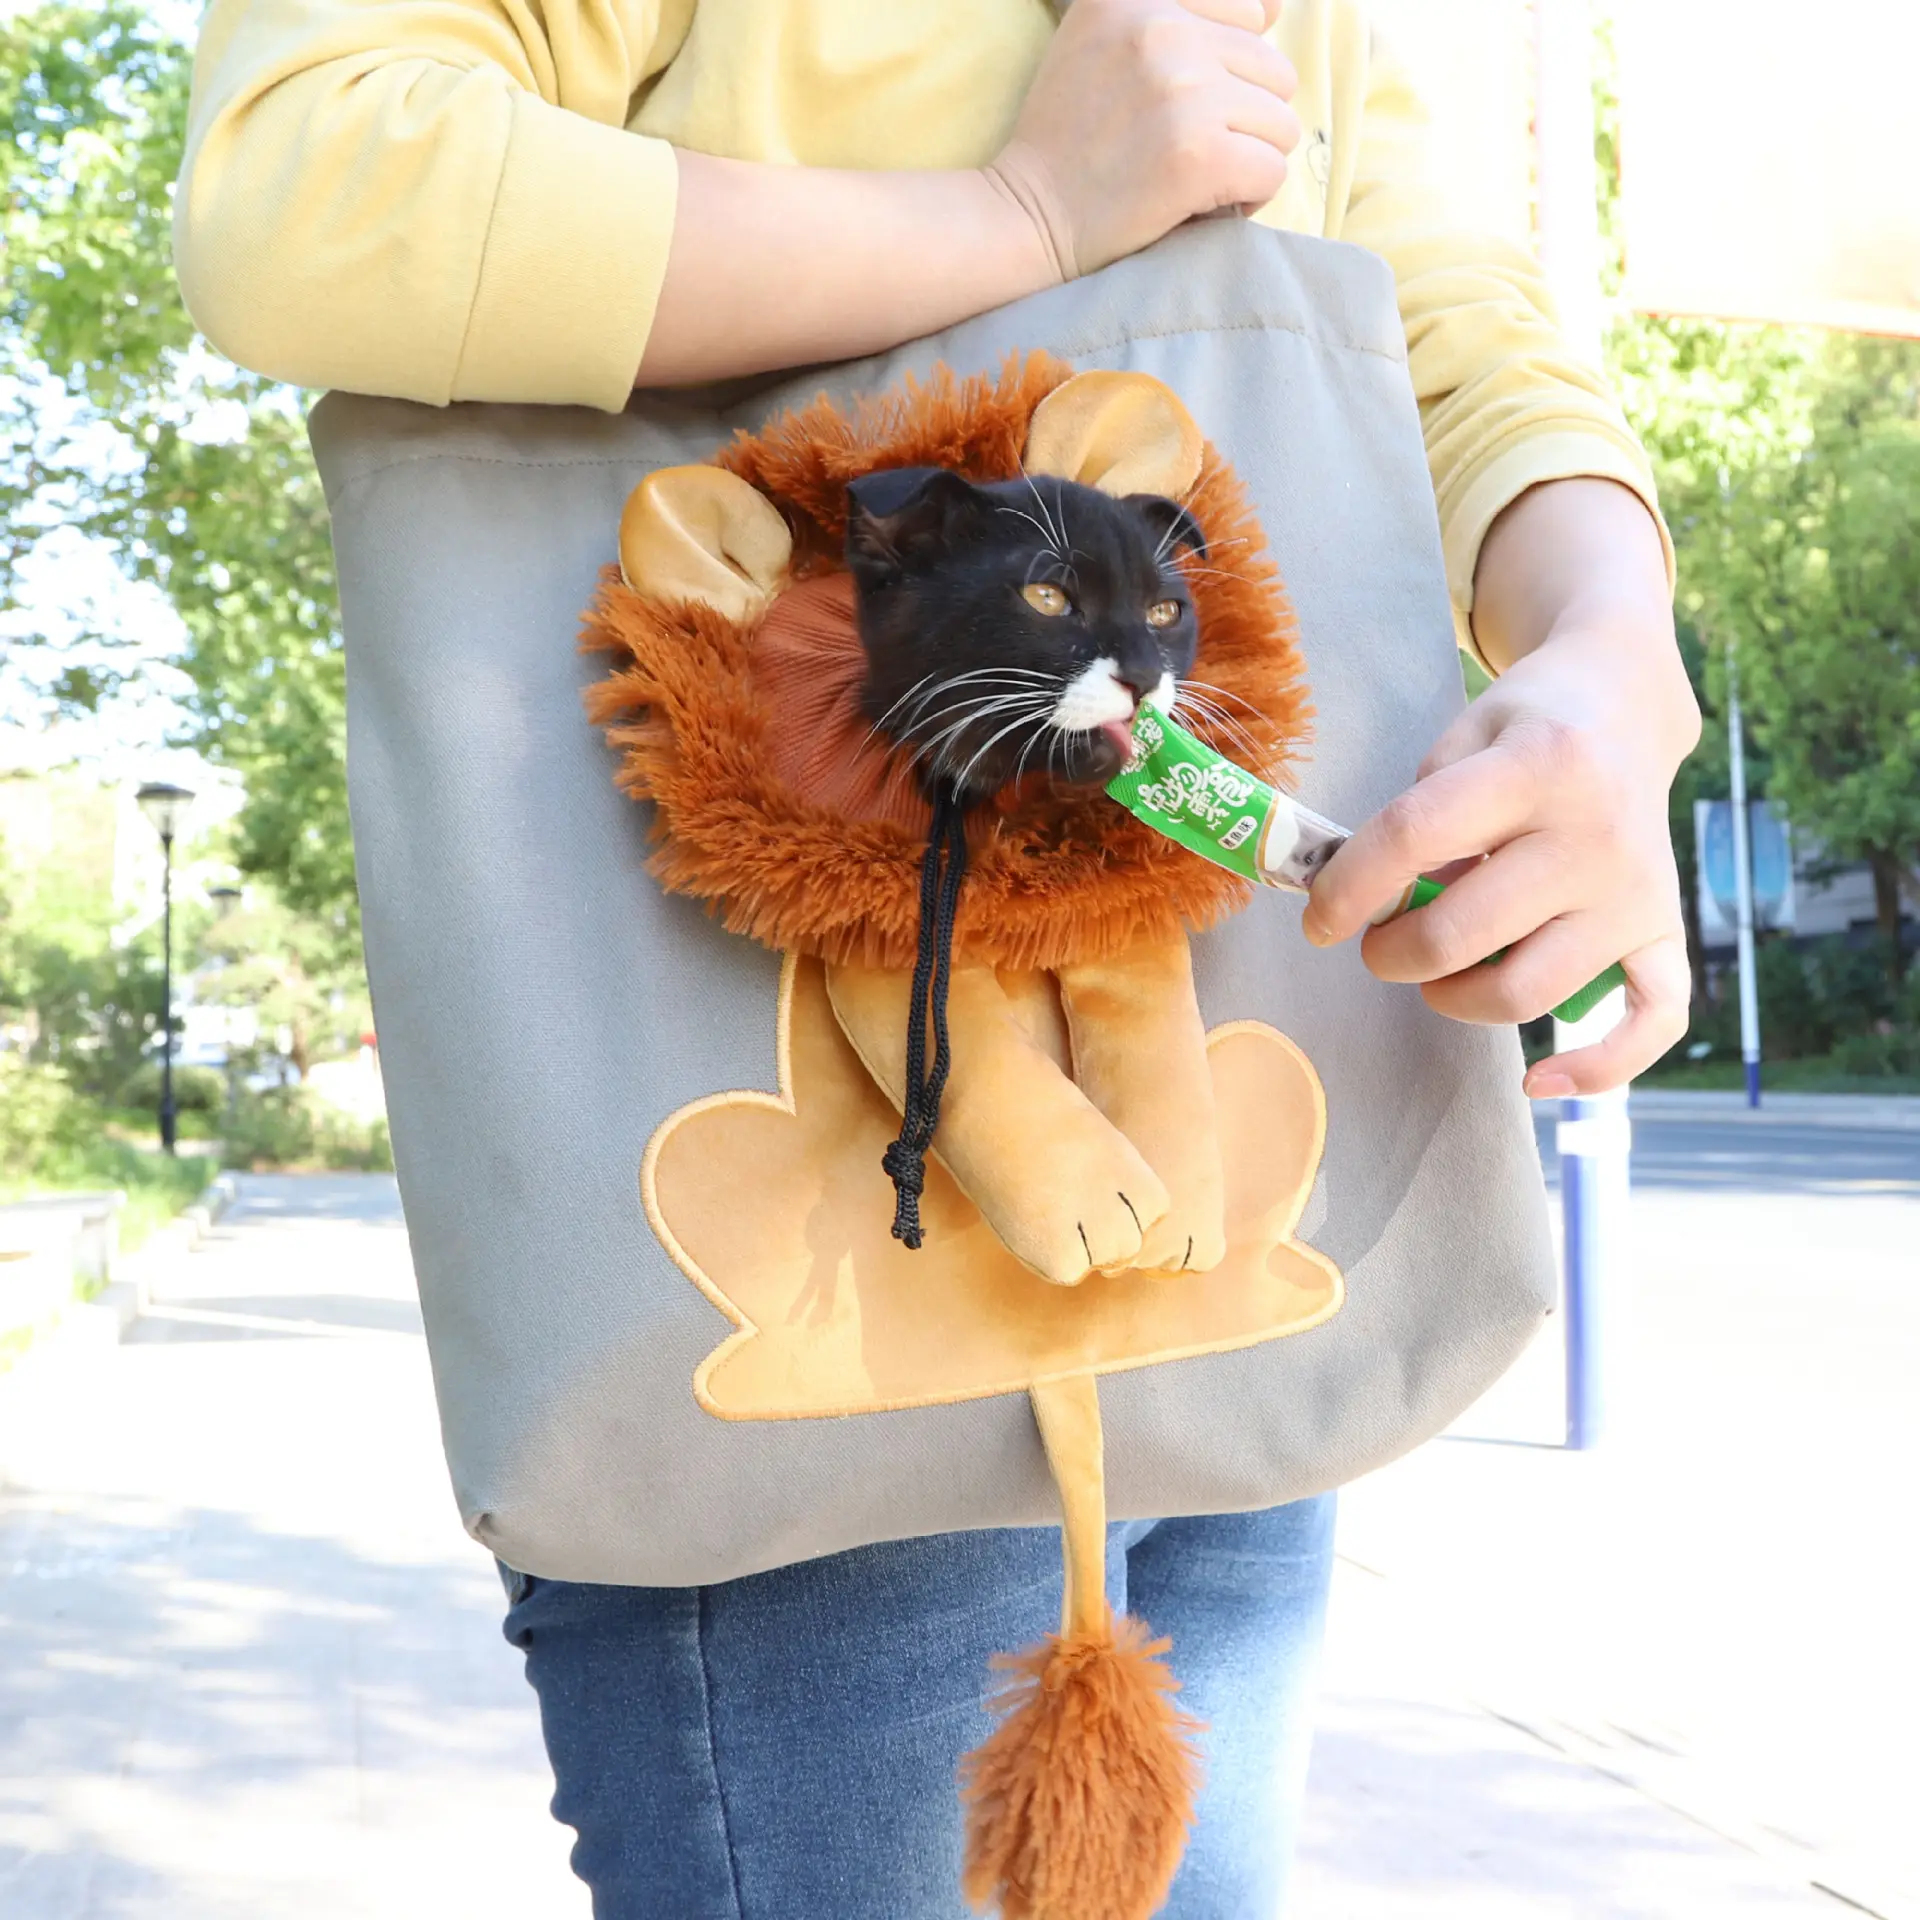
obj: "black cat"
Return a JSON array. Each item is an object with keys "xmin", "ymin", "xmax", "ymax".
[{"xmin": 845, "ymin": 467, "xmax": 1208, "ymax": 800}]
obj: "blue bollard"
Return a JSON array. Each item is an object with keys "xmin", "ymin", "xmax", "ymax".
[{"xmin": 1560, "ymin": 1092, "xmax": 1605, "ymax": 1450}]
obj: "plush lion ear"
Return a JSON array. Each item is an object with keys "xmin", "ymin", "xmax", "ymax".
[
  {"xmin": 619, "ymin": 466, "xmax": 793, "ymax": 620},
  {"xmin": 1023, "ymin": 372, "xmax": 1205, "ymax": 501}
]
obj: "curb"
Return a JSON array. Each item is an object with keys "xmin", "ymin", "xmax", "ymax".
[{"xmin": 76, "ymin": 1172, "xmax": 242, "ymax": 1342}]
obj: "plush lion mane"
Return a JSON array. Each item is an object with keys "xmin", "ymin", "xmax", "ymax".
[{"xmin": 581, "ymin": 353, "xmax": 1311, "ymax": 973}]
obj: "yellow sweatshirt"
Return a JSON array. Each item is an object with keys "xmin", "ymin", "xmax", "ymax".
[{"xmin": 174, "ymin": 0, "xmax": 1669, "ymax": 652}]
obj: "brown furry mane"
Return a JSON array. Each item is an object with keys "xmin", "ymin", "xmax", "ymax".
[{"xmin": 581, "ymin": 354, "xmax": 1312, "ymax": 973}]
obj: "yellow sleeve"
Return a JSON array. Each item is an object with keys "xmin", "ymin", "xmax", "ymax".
[
  {"xmin": 174, "ymin": 0, "xmax": 681, "ymax": 410},
  {"xmin": 1328, "ymin": 13, "xmax": 1675, "ymax": 668}
]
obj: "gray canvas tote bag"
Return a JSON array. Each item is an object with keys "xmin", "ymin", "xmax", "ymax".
[{"xmin": 310, "ymin": 220, "xmax": 1554, "ymax": 1587}]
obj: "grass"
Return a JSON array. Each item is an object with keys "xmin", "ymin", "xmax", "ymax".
[{"xmin": 2, "ymin": 1139, "xmax": 218, "ymax": 1259}]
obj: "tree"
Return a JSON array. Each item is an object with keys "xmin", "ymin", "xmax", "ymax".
[
  {"xmin": 2, "ymin": 4, "xmax": 352, "ymax": 927},
  {"xmin": 1593, "ymin": 21, "xmax": 1920, "ymax": 998},
  {"xmin": 193, "ymin": 890, "xmax": 373, "ymax": 1077},
  {"xmin": 1707, "ymin": 412, "xmax": 1920, "ymax": 973}
]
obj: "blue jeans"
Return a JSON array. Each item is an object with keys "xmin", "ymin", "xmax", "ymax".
[{"xmin": 501, "ymin": 1495, "xmax": 1335, "ymax": 1919}]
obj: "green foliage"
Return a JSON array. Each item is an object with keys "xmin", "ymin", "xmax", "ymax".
[
  {"xmin": 196, "ymin": 895, "xmax": 371, "ymax": 1074},
  {"xmin": 112, "ymin": 1060, "xmax": 226, "ymax": 1113},
  {"xmin": 220, "ymin": 1084, "xmax": 394, "ymax": 1173},
  {"xmin": 0, "ymin": 1051, "xmax": 88, "ymax": 1174},
  {"xmin": 2, "ymin": 3, "xmax": 351, "ymax": 924},
  {"xmin": 0, "ymin": 1052, "xmax": 214, "ymax": 1253},
  {"xmin": 1594, "ymin": 25, "xmax": 1920, "ymax": 992},
  {"xmin": 0, "ymin": 813, "xmax": 167, "ymax": 1098},
  {"xmin": 1831, "ymin": 1029, "xmax": 1920, "ymax": 1080},
  {"xmin": 1707, "ymin": 411, "xmax": 1920, "ymax": 963}
]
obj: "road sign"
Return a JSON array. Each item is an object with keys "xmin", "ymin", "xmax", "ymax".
[{"xmin": 1695, "ymin": 800, "xmax": 1794, "ymax": 940}]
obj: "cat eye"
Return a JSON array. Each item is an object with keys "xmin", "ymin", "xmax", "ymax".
[
  {"xmin": 1146, "ymin": 599, "xmax": 1183, "ymax": 629},
  {"xmin": 1022, "ymin": 583, "xmax": 1071, "ymax": 617}
]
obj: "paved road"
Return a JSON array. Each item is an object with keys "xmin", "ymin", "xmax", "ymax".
[
  {"xmin": 0, "ymin": 1150, "xmax": 1911, "ymax": 1918},
  {"xmin": 1534, "ymin": 1112, "xmax": 1920, "ymax": 1196}
]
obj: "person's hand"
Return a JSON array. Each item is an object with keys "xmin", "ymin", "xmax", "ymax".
[
  {"xmin": 989, "ymin": 0, "xmax": 1301, "ymax": 279},
  {"xmin": 1299, "ymin": 479, "xmax": 1701, "ymax": 1097}
]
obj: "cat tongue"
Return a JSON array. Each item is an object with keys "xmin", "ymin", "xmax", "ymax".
[{"xmin": 1101, "ymin": 718, "xmax": 1138, "ymax": 762}]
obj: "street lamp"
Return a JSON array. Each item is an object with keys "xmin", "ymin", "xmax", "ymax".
[{"xmin": 135, "ymin": 782, "xmax": 195, "ymax": 1154}]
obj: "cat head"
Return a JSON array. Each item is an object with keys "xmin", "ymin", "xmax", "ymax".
[{"xmin": 845, "ymin": 467, "xmax": 1207, "ymax": 799}]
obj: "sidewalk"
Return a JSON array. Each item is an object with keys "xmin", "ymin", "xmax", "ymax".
[
  {"xmin": 0, "ymin": 1175, "xmax": 584, "ymax": 1920},
  {"xmin": 1, "ymin": 1171, "xmax": 1911, "ymax": 1916}
]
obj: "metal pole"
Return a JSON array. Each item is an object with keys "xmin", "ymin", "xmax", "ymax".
[
  {"xmin": 1554, "ymin": 998, "xmax": 1629, "ymax": 1450},
  {"xmin": 160, "ymin": 831, "xmax": 177, "ymax": 1155},
  {"xmin": 1536, "ymin": 0, "xmax": 1627, "ymax": 1449},
  {"xmin": 1726, "ymin": 649, "xmax": 1762, "ymax": 1108}
]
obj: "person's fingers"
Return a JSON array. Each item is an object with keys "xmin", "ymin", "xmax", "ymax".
[
  {"xmin": 1182, "ymin": 0, "xmax": 1282, "ymax": 36},
  {"xmin": 1416, "ymin": 698, "xmax": 1500, "ymax": 781},
  {"xmin": 1207, "ymin": 21, "xmax": 1299, "ymax": 98},
  {"xmin": 1519, "ymin": 934, "xmax": 1692, "ymax": 1096},
  {"xmin": 1302, "ymin": 746, "xmax": 1543, "ymax": 947},
  {"xmin": 1358, "ymin": 834, "xmax": 1581, "ymax": 986},
  {"xmin": 1215, "ymin": 77, "xmax": 1302, "ymax": 155},
  {"xmin": 1413, "ymin": 902, "xmax": 1646, "ymax": 1026}
]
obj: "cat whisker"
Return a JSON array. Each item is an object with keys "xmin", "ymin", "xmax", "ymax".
[
  {"xmin": 897, "ymin": 695, "xmax": 1053, "ymax": 751},
  {"xmin": 1009, "ymin": 715, "xmax": 1051, "ymax": 791},
  {"xmin": 899, "ymin": 694, "xmax": 1053, "ymax": 768},
  {"xmin": 1180, "ymin": 677, "xmax": 1267, "ymax": 717},
  {"xmin": 1172, "ymin": 706, "xmax": 1262, "ymax": 763},
  {"xmin": 950, "ymin": 708, "xmax": 1056, "ymax": 793},
  {"xmin": 996, "ymin": 504, "xmax": 1062, "ymax": 553},
  {"xmin": 864, "ymin": 670, "xmax": 945, "ymax": 743},
  {"xmin": 878, "ymin": 669, "xmax": 1057, "ymax": 743},
  {"xmin": 1018, "ymin": 465, "xmax": 1069, "ymax": 559},
  {"xmin": 1171, "ymin": 684, "xmax": 1260, "ymax": 736},
  {"xmin": 1171, "ymin": 691, "xmax": 1264, "ymax": 761}
]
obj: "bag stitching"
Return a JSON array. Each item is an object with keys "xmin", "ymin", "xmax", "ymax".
[{"xmin": 316, "ymin": 318, "xmax": 1406, "ymax": 505}]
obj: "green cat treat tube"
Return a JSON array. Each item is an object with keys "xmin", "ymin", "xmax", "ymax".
[{"xmin": 1107, "ymin": 706, "xmax": 1626, "ymax": 1026}]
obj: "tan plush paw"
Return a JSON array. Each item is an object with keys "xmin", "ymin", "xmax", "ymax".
[
  {"xmin": 1055, "ymin": 937, "xmax": 1228, "ymax": 1279},
  {"xmin": 1130, "ymin": 1188, "xmax": 1228, "ymax": 1278},
  {"xmin": 822, "ymin": 959, "xmax": 1170, "ymax": 1286}
]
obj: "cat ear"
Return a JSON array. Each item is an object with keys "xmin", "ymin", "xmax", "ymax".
[
  {"xmin": 845, "ymin": 467, "xmax": 994, "ymax": 577},
  {"xmin": 619, "ymin": 466, "xmax": 793, "ymax": 620},
  {"xmin": 1024, "ymin": 372, "xmax": 1204, "ymax": 501},
  {"xmin": 1127, "ymin": 494, "xmax": 1209, "ymax": 563}
]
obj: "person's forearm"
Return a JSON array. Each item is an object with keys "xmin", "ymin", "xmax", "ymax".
[
  {"xmin": 1470, "ymin": 476, "xmax": 1698, "ymax": 766},
  {"xmin": 636, "ymin": 155, "xmax": 1060, "ymax": 388}
]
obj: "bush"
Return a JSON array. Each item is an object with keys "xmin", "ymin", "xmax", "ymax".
[
  {"xmin": 113, "ymin": 1062, "xmax": 229, "ymax": 1114},
  {"xmin": 1750, "ymin": 938, "xmax": 1829, "ymax": 1058},
  {"xmin": 1675, "ymin": 935, "xmax": 1909, "ymax": 1068},
  {"xmin": 1831, "ymin": 1028, "xmax": 1920, "ymax": 1079},
  {"xmin": 0, "ymin": 1054, "xmax": 88, "ymax": 1177},
  {"xmin": 220, "ymin": 1085, "xmax": 393, "ymax": 1172}
]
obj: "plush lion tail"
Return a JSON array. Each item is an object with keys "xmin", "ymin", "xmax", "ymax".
[{"xmin": 960, "ymin": 1372, "xmax": 1201, "ymax": 1920}]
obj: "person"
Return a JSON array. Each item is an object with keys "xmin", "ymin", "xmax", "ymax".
[{"xmin": 174, "ymin": 2, "xmax": 1700, "ymax": 1912}]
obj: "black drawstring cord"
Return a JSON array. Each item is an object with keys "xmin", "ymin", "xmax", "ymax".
[{"xmin": 882, "ymin": 781, "xmax": 970, "ymax": 1249}]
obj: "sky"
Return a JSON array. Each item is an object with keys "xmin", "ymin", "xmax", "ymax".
[{"xmin": 1, "ymin": 0, "xmax": 230, "ymax": 805}]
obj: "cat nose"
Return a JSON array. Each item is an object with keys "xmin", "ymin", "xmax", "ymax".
[{"xmin": 1113, "ymin": 666, "xmax": 1157, "ymax": 704}]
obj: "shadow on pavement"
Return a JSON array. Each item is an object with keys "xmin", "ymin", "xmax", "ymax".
[
  {"xmin": 0, "ymin": 1495, "xmax": 536, "ymax": 1919},
  {"xmin": 1297, "ymin": 1694, "xmax": 1833, "ymax": 1916}
]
